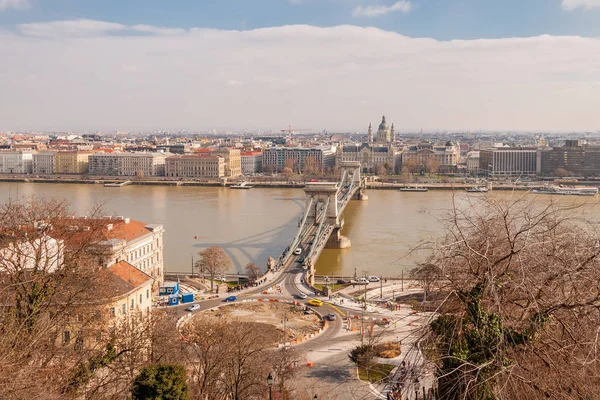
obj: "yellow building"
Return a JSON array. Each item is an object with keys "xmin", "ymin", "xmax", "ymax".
[{"xmin": 54, "ymin": 151, "xmax": 91, "ymax": 174}]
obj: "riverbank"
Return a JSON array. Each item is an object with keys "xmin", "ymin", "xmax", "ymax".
[{"xmin": 0, "ymin": 175, "xmax": 543, "ymax": 191}]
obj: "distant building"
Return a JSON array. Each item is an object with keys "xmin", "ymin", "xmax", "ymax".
[
  {"xmin": 539, "ymin": 140, "xmax": 600, "ymax": 176},
  {"xmin": 479, "ymin": 147, "xmax": 537, "ymax": 176},
  {"xmin": 165, "ymin": 154, "xmax": 225, "ymax": 178},
  {"xmin": 241, "ymin": 151, "xmax": 263, "ymax": 175},
  {"xmin": 88, "ymin": 152, "xmax": 167, "ymax": 176},
  {"xmin": 402, "ymin": 142, "xmax": 461, "ymax": 174},
  {"xmin": 211, "ymin": 148, "xmax": 242, "ymax": 177},
  {"xmin": 0, "ymin": 150, "xmax": 34, "ymax": 174},
  {"xmin": 337, "ymin": 143, "xmax": 397, "ymax": 173},
  {"xmin": 262, "ymin": 146, "xmax": 336, "ymax": 174},
  {"xmin": 466, "ymin": 151, "xmax": 480, "ymax": 175},
  {"xmin": 54, "ymin": 151, "xmax": 91, "ymax": 174},
  {"xmin": 32, "ymin": 151, "xmax": 57, "ymax": 174}
]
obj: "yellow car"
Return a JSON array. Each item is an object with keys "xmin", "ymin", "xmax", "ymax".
[{"xmin": 307, "ymin": 299, "xmax": 323, "ymax": 307}]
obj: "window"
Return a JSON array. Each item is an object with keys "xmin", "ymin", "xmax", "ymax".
[
  {"xmin": 140, "ymin": 294, "xmax": 142, "ymax": 304},
  {"xmin": 110, "ymin": 307, "xmax": 116, "ymax": 317},
  {"xmin": 122, "ymin": 304, "xmax": 126, "ymax": 314},
  {"xmin": 131, "ymin": 299, "xmax": 134, "ymax": 310},
  {"xmin": 63, "ymin": 331, "xmax": 71, "ymax": 345},
  {"xmin": 146, "ymin": 289, "xmax": 149, "ymax": 299}
]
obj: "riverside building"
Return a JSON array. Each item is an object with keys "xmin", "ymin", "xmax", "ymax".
[
  {"xmin": 479, "ymin": 147, "xmax": 538, "ymax": 177},
  {"xmin": 165, "ymin": 154, "xmax": 225, "ymax": 178},
  {"xmin": 0, "ymin": 150, "xmax": 34, "ymax": 174}
]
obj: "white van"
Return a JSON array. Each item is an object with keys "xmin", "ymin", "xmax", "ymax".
[{"xmin": 367, "ymin": 276, "xmax": 380, "ymax": 282}]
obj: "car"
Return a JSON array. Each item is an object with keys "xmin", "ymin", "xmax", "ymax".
[
  {"xmin": 303, "ymin": 307, "xmax": 314, "ymax": 315},
  {"xmin": 367, "ymin": 276, "xmax": 380, "ymax": 282},
  {"xmin": 186, "ymin": 304, "xmax": 200, "ymax": 312},
  {"xmin": 296, "ymin": 293, "xmax": 308, "ymax": 299},
  {"xmin": 294, "ymin": 247, "xmax": 302, "ymax": 255},
  {"xmin": 297, "ymin": 256, "xmax": 305, "ymax": 263},
  {"xmin": 223, "ymin": 295, "xmax": 237, "ymax": 302},
  {"xmin": 337, "ymin": 279, "xmax": 349, "ymax": 284},
  {"xmin": 327, "ymin": 313, "xmax": 336, "ymax": 321},
  {"xmin": 307, "ymin": 299, "xmax": 323, "ymax": 307}
]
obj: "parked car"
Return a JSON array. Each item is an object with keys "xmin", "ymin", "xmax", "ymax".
[
  {"xmin": 328, "ymin": 313, "xmax": 336, "ymax": 321},
  {"xmin": 297, "ymin": 256, "xmax": 305, "ymax": 263},
  {"xmin": 186, "ymin": 304, "xmax": 201, "ymax": 312},
  {"xmin": 223, "ymin": 295, "xmax": 237, "ymax": 302},
  {"xmin": 307, "ymin": 299, "xmax": 323, "ymax": 307},
  {"xmin": 296, "ymin": 293, "xmax": 308, "ymax": 299},
  {"xmin": 303, "ymin": 307, "xmax": 314, "ymax": 315},
  {"xmin": 337, "ymin": 279, "xmax": 349, "ymax": 284},
  {"xmin": 367, "ymin": 276, "xmax": 380, "ymax": 282}
]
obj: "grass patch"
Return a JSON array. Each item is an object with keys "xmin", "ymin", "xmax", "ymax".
[
  {"xmin": 313, "ymin": 283, "xmax": 346, "ymax": 292},
  {"xmin": 374, "ymin": 342, "xmax": 401, "ymax": 358},
  {"xmin": 358, "ymin": 363, "xmax": 396, "ymax": 383}
]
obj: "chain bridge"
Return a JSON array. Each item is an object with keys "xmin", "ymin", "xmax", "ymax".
[{"xmin": 280, "ymin": 161, "xmax": 367, "ymax": 285}]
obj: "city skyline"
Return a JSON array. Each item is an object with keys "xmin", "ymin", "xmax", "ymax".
[{"xmin": 1, "ymin": 1, "xmax": 599, "ymax": 132}]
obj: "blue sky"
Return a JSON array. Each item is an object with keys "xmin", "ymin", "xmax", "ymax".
[
  {"xmin": 1, "ymin": 0, "xmax": 600, "ymax": 132},
  {"xmin": 2, "ymin": 0, "xmax": 600, "ymax": 40}
]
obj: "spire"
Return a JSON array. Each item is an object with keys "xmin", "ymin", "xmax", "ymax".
[
  {"xmin": 390, "ymin": 123, "xmax": 394, "ymax": 143},
  {"xmin": 367, "ymin": 123, "xmax": 373, "ymax": 144}
]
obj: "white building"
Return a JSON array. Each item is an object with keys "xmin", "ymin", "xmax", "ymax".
[
  {"xmin": 88, "ymin": 152, "xmax": 167, "ymax": 176},
  {"xmin": 0, "ymin": 235, "xmax": 64, "ymax": 274},
  {"xmin": 466, "ymin": 151, "xmax": 480, "ymax": 175},
  {"xmin": 32, "ymin": 151, "xmax": 57, "ymax": 174},
  {"xmin": 0, "ymin": 151, "xmax": 35, "ymax": 174},
  {"xmin": 241, "ymin": 151, "xmax": 262, "ymax": 175}
]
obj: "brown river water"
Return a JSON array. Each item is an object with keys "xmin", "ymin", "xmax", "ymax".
[{"xmin": 1, "ymin": 182, "xmax": 598, "ymax": 277}]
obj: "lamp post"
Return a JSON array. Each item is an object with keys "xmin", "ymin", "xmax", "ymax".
[{"xmin": 267, "ymin": 372, "xmax": 274, "ymax": 400}]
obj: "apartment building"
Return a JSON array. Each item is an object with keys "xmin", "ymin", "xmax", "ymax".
[
  {"xmin": 241, "ymin": 151, "xmax": 262, "ymax": 175},
  {"xmin": 539, "ymin": 140, "xmax": 600, "ymax": 176},
  {"xmin": 211, "ymin": 148, "xmax": 242, "ymax": 177},
  {"xmin": 32, "ymin": 151, "xmax": 57, "ymax": 174},
  {"xmin": 479, "ymin": 147, "xmax": 538, "ymax": 176},
  {"xmin": 103, "ymin": 261, "xmax": 153, "ymax": 322},
  {"xmin": 54, "ymin": 151, "xmax": 91, "ymax": 174},
  {"xmin": 262, "ymin": 146, "xmax": 336, "ymax": 173},
  {"xmin": 88, "ymin": 152, "xmax": 167, "ymax": 176},
  {"xmin": 0, "ymin": 151, "xmax": 34, "ymax": 174},
  {"xmin": 165, "ymin": 155, "xmax": 225, "ymax": 178},
  {"xmin": 401, "ymin": 142, "xmax": 461, "ymax": 173}
]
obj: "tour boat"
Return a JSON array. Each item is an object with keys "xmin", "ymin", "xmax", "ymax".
[
  {"xmin": 230, "ymin": 182, "xmax": 254, "ymax": 189},
  {"xmin": 400, "ymin": 186, "xmax": 428, "ymax": 192},
  {"xmin": 532, "ymin": 185, "xmax": 598, "ymax": 196},
  {"xmin": 466, "ymin": 186, "xmax": 489, "ymax": 193}
]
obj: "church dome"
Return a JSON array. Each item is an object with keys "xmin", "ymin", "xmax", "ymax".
[{"xmin": 378, "ymin": 115, "xmax": 388, "ymax": 132}]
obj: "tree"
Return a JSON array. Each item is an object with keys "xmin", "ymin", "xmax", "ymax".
[
  {"xmin": 349, "ymin": 344, "xmax": 377, "ymax": 381},
  {"xmin": 282, "ymin": 167, "xmax": 293, "ymax": 182},
  {"xmin": 244, "ymin": 262, "xmax": 261, "ymax": 284},
  {"xmin": 131, "ymin": 364, "xmax": 189, "ymax": 400},
  {"xmin": 410, "ymin": 262, "xmax": 441, "ymax": 301},
  {"xmin": 422, "ymin": 195, "xmax": 600, "ymax": 399},
  {"xmin": 553, "ymin": 168, "xmax": 570, "ymax": 177},
  {"xmin": 424, "ymin": 157, "xmax": 440, "ymax": 176},
  {"xmin": 402, "ymin": 157, "xmax": 419, "ymax": 174},
  {"xmin": 375, "ymin": 164, "xmax": 387, "ymax": 176},
  {"xmin": 196, "ymin": 246, "xmax": 232, "ymax": 292},
  {"xmin": 302, "ymin": 156, "xmax": 321, "ymax": 176},
  {"xmin": 284, "ymin": 158, "xmax": 298, "ymax": 174}
]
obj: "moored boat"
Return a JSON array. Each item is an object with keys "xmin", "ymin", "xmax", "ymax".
[
  {"xmin": 230, "ymin": 182, "xmax": 254, "ymax": 189},
  {"xmin": 466, "ymin": 186, "xmax": 489, "ymax": 193},
  {"xmin": 400, "ymin": 186, "xmax": 428, "ymax": 192}
]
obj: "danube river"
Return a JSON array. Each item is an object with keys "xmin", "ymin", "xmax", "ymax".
[{"xmin": 1, "ymin": 182, "xmax": 597, "ymax": 277}]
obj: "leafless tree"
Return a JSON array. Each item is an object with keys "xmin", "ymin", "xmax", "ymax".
[
  {"xmin": 196, "ymin": 246, "xmax": 232, "ymax": 292},
  {"xmin": 245, "ymin": 262, "xmax": 261, "ymax": 284},
  {"xmin": 424, "ymin": 157, "xmax": 440, "ymax": 175},
  {"xmin": 420, "ymin": 194, "xmax": 600, "ymax": 400}
]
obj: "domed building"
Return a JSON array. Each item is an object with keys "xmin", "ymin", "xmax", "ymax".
[{"xmin": 337, "ymin": 115, "xmax": 399, "ymax": 174}]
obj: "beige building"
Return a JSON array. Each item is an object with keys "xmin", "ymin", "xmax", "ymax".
[
  {"xmin": 0, "ymin": 150, "xmax": 35, "ymax": 174},
  {"xmin": 54, "ymin": 151, "xmax": 91, "ymax": 174},
  {"xmin": 336, "ymin": 144, "xmax": 397, "ymax": 173},
  {"xmin": 402, "ymin": 142, "xmax": 461, "ymax": 173},
  {"xmin": 103, "ymin": 261, "xmax": 153, "ymax": 322},
  {"xmin": 211, "ymin": 148, "xmax": 242, "ymax": 177},
  {"xmin": 88, "ymin": 152, "xmax": 167, "ymax": 176},
  {"xmin": 165, "ymin": 155, "xmax": 225, "ymax": 178}
]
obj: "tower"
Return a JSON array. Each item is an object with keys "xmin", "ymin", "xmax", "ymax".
[
  {"xmin": 376, "ymin": 115, "xmax": 391, "ymax": 143},
  {"xmin": 390, "ymin": 123, "xmax": 395, "ymax": 143},
  {"xmin": 367, "ymin": 123, "xmax": 373, "ymax": 144}
]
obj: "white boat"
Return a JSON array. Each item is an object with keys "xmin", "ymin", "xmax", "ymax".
[
  {"xmin": 532, "ymin": 185, "xmax": 598, "ymax": 196},
  {"xmin": 230, "ymin": 182, "xmax": 254, "ymax": 189},
  {"xmin": 466, "ymin": 186, "xmax": 489, "ymax": 193},
  {"xmin": 400, "ymin": 186, "xmax": 428, "ymax": 192}
]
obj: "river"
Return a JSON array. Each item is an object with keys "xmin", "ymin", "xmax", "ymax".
[{"xmin": 1, "ymin": 182, "xmax": 597, "ymax": 277}]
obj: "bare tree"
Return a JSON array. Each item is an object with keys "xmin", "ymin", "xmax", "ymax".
[
  {"xmin": 421, "ymin": 194, "xmax": 600, "ymax": 400},
  {"xmin": 196, "ymin": 246, "xmax": 232, "ymax": 292},
  {"xmin": 553, "ymin": 168, "xmax": 570, "ymax": 177},
  {"xmin": 424, "ymin": 157, "xmax": 440, "ymax": 175},
  {"xmin": 244, "ymin": 262, "xmax": 261, "ymax": 284}
]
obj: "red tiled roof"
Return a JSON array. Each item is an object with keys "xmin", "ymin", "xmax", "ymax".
[
  {"xmin": 108, "ymin": 260, "xmax": 152, "ymax": 288},
  {"xmin": 109, "ymin": 219, "xmax": 152, "ymax": 242}
]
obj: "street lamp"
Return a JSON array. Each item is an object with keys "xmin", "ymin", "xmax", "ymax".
[{"xmin": 267, "ymin": 372, "xmax": 274, "ymax": 400}]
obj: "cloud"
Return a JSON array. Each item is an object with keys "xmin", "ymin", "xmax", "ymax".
[
  {"xmin": 1, "ymin": 21, "xmax": 600, "ymax": 132},
  {"xmin": 562, "ymin": 0, "xmax": 600, "ymax": 10},
  {"xmin": 353, "ymin": 1, "xmax": 411, "ymax": 17},
  {"xmin": 0, "ymin": 0, "xmax": 29, "ymax": 11}
]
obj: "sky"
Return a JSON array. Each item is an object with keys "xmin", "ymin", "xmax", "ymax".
[{"xmin": 0, "ymin": 0, "xmax": 599, "ymax": 132}]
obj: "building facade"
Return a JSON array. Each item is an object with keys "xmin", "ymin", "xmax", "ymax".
[
  {"xmin": 211, "ymin": 148, "xmax": 242, "ymax": 177},
  {"xmin": 54, "ymin": 151, "xmax": 91, "ymax": 174},
  {"xmin": 165, "ymin": 155, "xmax": 225, "ymax": 178},
  {"xmin": 466, "ymin": 151, "xmax": 480, "ymax": 175},
  {"xmin": 401, "ymin": 142, "xmax": 461, "ymax": 173},
  {"xmin": 241, "ymin": 151, "xmax": 263, "ymax": 175},
  {"xmin": 479, "ymin": 147, "xmax": 538, "ymax": 176},
  {"xmin": 336, "ymin": 144, "xmax": 397, "ymax": 173},
  {"xmin": 88, "ymin": 153, "xmax": 120, "ymax": 175},
  {"xmin": 262, "ymin": 146, "xmax": 336, "ymax": 174},
  {"xmin": 88, "ymin": 152, "xmax": 167, "ymax": 176},
  {"xmin": 32, "ymin": 151, "xmax": 57, "ymax": 174},
  {"xmin": 0, "ymin": 151, "xmax": 34, "ymax": 174},
  {"xmin": 539, "ymin": 140, "xmax": 600, "ymax": 176}
]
